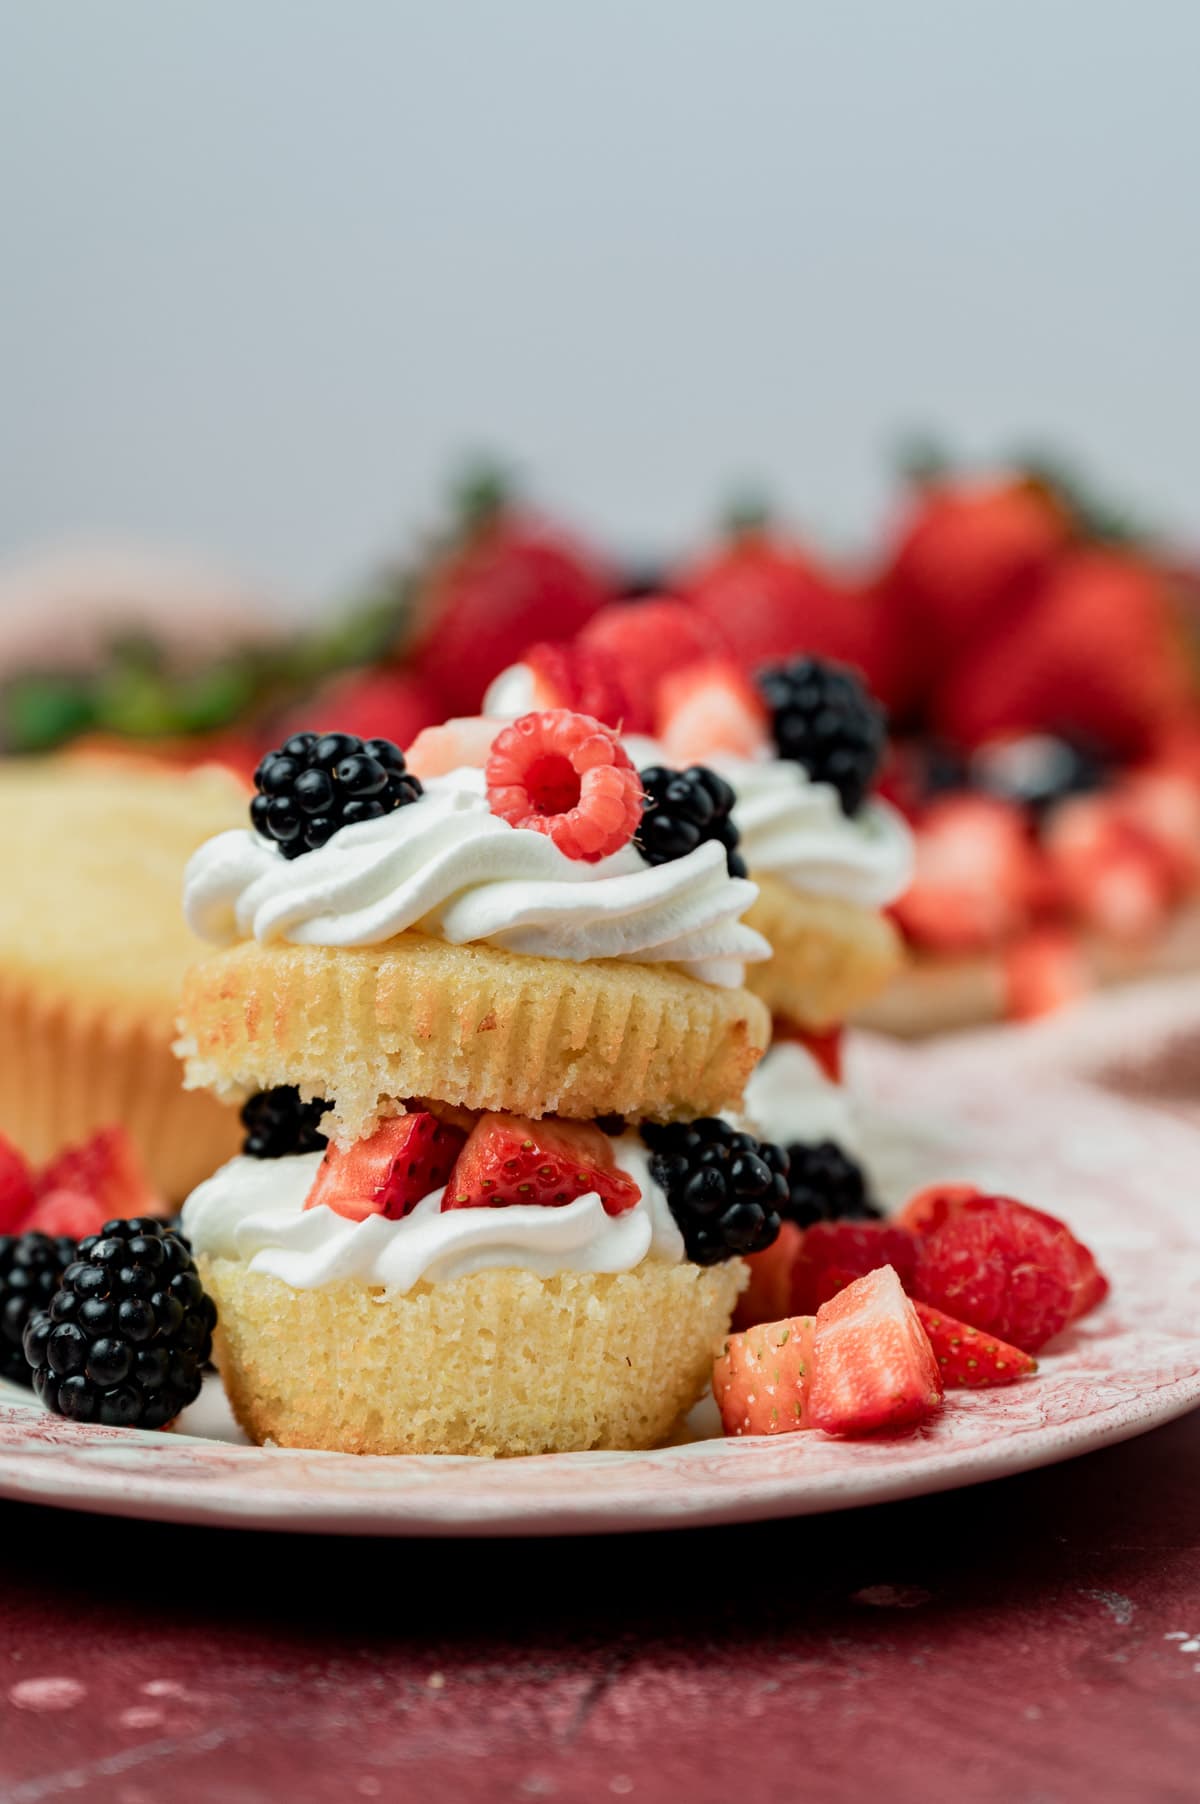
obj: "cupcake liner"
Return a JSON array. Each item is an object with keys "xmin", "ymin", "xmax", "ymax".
[
  {"xmin": 0, "ymin": 970, "xmax": 240, "ymax": 1204},
  {"xmin": 201, "ymin": 1256, "xmax": 745, "ymax": 1456},
  {"xmin": 742, "ymin": 878, "xmax": 905, "ymax": 1029},
  {"xmin": 178, "ymin": 935, "xmax": 770, "ymax": 1140}
]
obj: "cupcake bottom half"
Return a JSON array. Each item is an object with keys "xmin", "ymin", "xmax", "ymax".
[{"xmin": 201, "ymin": 1255, "xmax": 745, "ymax": 1457}]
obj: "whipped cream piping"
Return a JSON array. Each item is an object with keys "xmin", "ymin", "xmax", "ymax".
[
  {"xmin": 735, "ymin": 1040, "xmax": 860, "ymax": 1153},
  {"xmin": 181, "ymin": 1135, "xmax": 684, "ymax": 1294},
  {"xmin": 183, "ymin": 772, "xmax": 768, "ymax": 985}
]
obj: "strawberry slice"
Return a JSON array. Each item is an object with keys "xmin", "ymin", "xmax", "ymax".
[
  {"xmin": 1004, "ymin": 927, "xmax": 1091, "ymax": 1021},
  {"xmin": 38, "ymin": 1125, "xmax": 161, "ymax": 1222},
  {"xmin": 0, "ymin": 1133, "xmax": 36, "ymax": 1234},
  {"xmin": 914, "ymin": 1301, "xmax": 1038, "ymax": 1388},
  {"xmin": 714, "ymin": 1313, "xmax": 816, "ymax": 1436},
  {"xmin": 893, "ymin": 794, "xmax": 1036, "ymax": 953},
  {"xmin": 790, "ymin": 1220, "xmax": 920, "ymax": 1316},
  {"xmin": 519, "ymin": 640, "xmax": 631, "ymax": 728},
  {"xmin": 578, "ymin": 599, "xmax": 729, "ymax": 734},
  {"xmin": 808, "ymin": 1265, "xmax": 943, "ymax": 1436},
  {"xmin": 654, "ymin": 656, "xmax": 770, "ymax": 767},
  {"xmin": 911, "ymin": 1197, "xmax": 1080, "ymax": 1353},
  {"xmin": 733, "ymin": 1222, "xmax": 804, "ymax": 1332},
  {"xmin": 24, "ymin": 1189, "xmax": 111, "ymax": 1241},
  {"xmin": 1043, "ymin": 794, "xmax": 1173, "ymax": 942},
  {"xmin": 306, "ymin": 1112, "xmax": 468, "ymax": 1223},
  {"xmin": 443, "ymin": 1115, "xmax": 641, "ymax": 1215},
  {"xmin": 895, "ymin": 1183, "xmax": 984, "ymax": 1235}
]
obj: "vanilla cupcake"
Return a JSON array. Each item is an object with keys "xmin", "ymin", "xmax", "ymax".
[{"xmin": 178, "ymin": 713, "xmax": 789, "ymax": 1456}]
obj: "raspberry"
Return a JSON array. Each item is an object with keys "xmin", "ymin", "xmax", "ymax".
[{"xmin": 485, "ymin": 710, "xmax": 643, "ymax": 862}]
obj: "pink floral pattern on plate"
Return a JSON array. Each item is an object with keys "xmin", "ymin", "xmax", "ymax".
[{"xmin": 3, "ymin": 977, "xmax": 1200, "ymax": 1537}]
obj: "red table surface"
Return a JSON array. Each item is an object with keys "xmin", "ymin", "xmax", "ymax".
[{"xmin": 1, "ymin": 1408, "xmax": 1199, "ymax": 1804}]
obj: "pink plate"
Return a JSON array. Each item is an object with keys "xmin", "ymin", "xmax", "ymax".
[{"xmin": 3, "ymin": 983, "xmax": 1200, "ymax": 1537}]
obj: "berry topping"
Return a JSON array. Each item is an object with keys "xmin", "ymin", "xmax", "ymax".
[
  {"xmin": 714, "ymin": 1314, "xmax": 816, "ymax": 1437},
  {"xmin": 637, "ymin": 765, "xmax": 746, "ymax": 877},
  {"xmin": 807, "ymin": 1264, "xmax": 944, "ymax": 1437},
  {"xmin": 782, "ymin": 1142, "xmax": 880, "ymax": 1229},
  {"xmin": 654, "ymin": 657, "xmax": 769, "ymax": 767},
  {"xmin": 757, "ymin": 657, "xmax": 886, "ymax": 816},
  {"xmin": 518, "ymin": 640, "xmax": 631, "ymax": 728},
  {"xmin": 789, "ymin": 1219, "xmax": 920, "ymax": 1316},
  {"xmin": 306, "ymin": 1112, "xmax": 468, "ymax": 1224},
  {"xmin": 23, "ymin": 1218, "xmax": 216, "ymax": 1429},
  {"xmin": 0, "ymin": 1233, "xmax": 75, "ymax": 1386},
  {"xmin": 485, "ymin": 710, "xmax": 643, "ymax": 862},
  {"xmin": 913, "ymin": 1302, "xmax": 1038, "ymax": 1389},
  {"xmin": 578, "ymin": 598, "xmax": 729, "ymax": 734},
  {"xmin": 251, "ymin": 731, "xmax": 423, "ymax": 859},
  {"xmin": 893, "ymin": 794, "xmax": 1037, "ymax": 953},
  {"xmin": 37, "ymin": 1125, "xmax": 160, "ymax": 1224},
  {"xmin": 240, "ymin": 1087, "xmax": 330, "ymax": 1160},
  {"xmin": 407, "ymin": 715, "xmax": 504, "ymax": 780},
  {"xmin": 444, "ymin": 1116, "xmax": 641, "ymax": 1215},
  {"xmin": 641, "ymin": 1117, "xmax": 788, "ymax": 1265},
  {"xmin": 24, "ymin": 1191, "xmax": 110, "ymax": 1242},
  {"xmin": 0, "ymin": 1134, "xmax": 35, "ymax": 1235}
]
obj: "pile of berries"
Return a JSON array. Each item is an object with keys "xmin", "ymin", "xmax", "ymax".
[
  {"xmin": 640, "ymin": 1118, "xmax": 789, "ymax": 1265},
  {"xmin": 252, "ymin": 732, "xmax": 422, "ymax": 858},
  {"xmin": 637, "ymin": 765, "xmax": 746, "ymax": 877}
]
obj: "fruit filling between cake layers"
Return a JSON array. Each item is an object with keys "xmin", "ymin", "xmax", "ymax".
[
  {"xmin": 183, "ymin": 767, "xmax": 768, "ymax": 988},
  {"xmin": 182, "ymin": 1132, "xmax": 683, "ymax": 1295}
]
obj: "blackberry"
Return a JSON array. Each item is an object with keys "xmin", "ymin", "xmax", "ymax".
[
  {"xmin": 0, "ymin": 1233, "xmax": 76, "ymax": 1387},
  {"xmin": 782, "ymin": 1141, "xmax": 880, "ymax": 1229},
  {"xmin": 641, "ymin": 1117, "xmax": 788, "ymax": 1265},
  {"xmin": 251, "ymin": 730, "xmax": 422, "ymax": 858},
  {"xmin": 758, "ymin": 658, "xmax": 886, "ymax": 817},
  {"xmin": 637, "ymin": 766, "xmax": 747, "ymax": 878},
  {"xmin": 23, "ymin": 1218, "xmax": 216, "ymax": 1429},
  {"xmin": 241, "ymin": 1086, "xmax": 330, "ymax": 1159}
]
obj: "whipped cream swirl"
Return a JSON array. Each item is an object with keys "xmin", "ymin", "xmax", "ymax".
[
  {"xmin": 181, "ymin": 1136, "xmax": 684, "ymax": 1294},
  {"xmin": 736, "ymin": 1040, "xmax": 860, "ymax": 1153},
  {"xmin": 183, "ymin": 772, "xmax": 768, "ymax": 986}
]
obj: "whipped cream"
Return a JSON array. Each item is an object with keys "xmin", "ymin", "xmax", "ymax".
[
  {"xmin": 181, "ymin": 1135, "xmax": 684, "ymax": 1294},
  {"xmin": 737, "ymin": 1041, "xmax": 860, "ymax": 1153},
  {"xmin": 183, "ymin": 770, "xmax": 768, "ymax": 986}
]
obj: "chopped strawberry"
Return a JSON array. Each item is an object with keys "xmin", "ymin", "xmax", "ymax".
[
  {"xmin": 911, "ymin": 1196, "xmax": 1081, "ymax": 1352},
  {"xmin": 913, "ymin": 1301, "xmax": 1038, "ymax": 1388},
  {"xmin": 486, "ymin": 709, "xmax": 643, "ymax": 861},
  {"xmin": 407, "ymin": 715, "xmax": 501, "ymax": 779},
  {"xmin": 410, "ymin": 485, "xmax": 612, "ymax": 716},
  {"xmin": 578, "ymin": 599, "xmax": 729, "ymax": 733},
  {"xmin": 808, "ymin": 1266, "xmax": 943, "ymax": 1436},
  {"xmin": 38, "ymin": 1125, "xmax": 161, "ymax": 1221},
  {"xmin": 1115, "ymin": 766, "xmax": 1200, "ymax": 889},
  {"xmin": 0, "ymin": 1133, "xmax": 36, "ymax": 1234},
  {"xmin": 306, "ymin": 1112, "xmax": 468, "ymax": 1223},
  {"xmin": 895, "ymin": 1183, "xmax": 985, "ymax": 1235},
  {"xmin": 679, "ymin": 522, "xmax": 868, "ymax": 676},
  {"xmin": 893, "ymin": 794, "xmax": 1036, "ymax": 952},
  {"xmin": 654, "ymin": 656, "xmax": 770, "ymax": 766},
  {"xmin": 1043, "ymin": 794, "xmax": 1174, "ymax": 941},
  {"xmin": 713, "ymin": 1313, "xmax": 816, "ymax": 1436},
  {"xmin": 1004, "ymin": 927, "xmax": 1092, "ymax": 1021},
  {"xmin": 24, "ymin": 1189, "xmax": 110, "ymax": 1241},
  {"xmin": 444, "ymin": 1116, "xmax": 641, "ymax": 1215},
  {"xmin": 936, "ymin": 548, "xmax": 1191, "ymax": 761},
  {"xmin": 517, "ymin": 640, "xmax": 631, "ymax": 729},
  {"xmin": 790, "ymin": 1220, "xmax": 919, "ymax": 1316},
  {"xmin": 732, "ymin": 1222, "xmax": 804, "ymax": 1332}
]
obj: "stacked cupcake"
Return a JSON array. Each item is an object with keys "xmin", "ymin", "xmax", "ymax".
[{"xmin": 176, "ymin": 711, "xmax": 790, "ymax": 1455}]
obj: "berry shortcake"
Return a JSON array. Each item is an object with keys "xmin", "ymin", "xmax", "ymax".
[{"xmin": 177, "ymin": 712, "xmax": 788, "ymax": 1456}]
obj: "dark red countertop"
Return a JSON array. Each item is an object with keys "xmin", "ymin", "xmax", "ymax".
[{"xmin": 2, "ymin": 1406, "xmax": 1199, "ymax": 1804}]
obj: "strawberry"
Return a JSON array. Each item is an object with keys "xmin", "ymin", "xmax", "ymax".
[
  {"xmin": 770, "ymin": 1021, "xmax": 844, "ymax": 1083},
  {"xmin": 936, "ymin": 549, "xmax": 1191, "ymax": 760},
  {"xmin": 516, "ymin": 641, "xmax": 631, "ymax": 729},
  {"xmin": 1042, "ymin": 794, "xmax": 1173, "ymax": 942},
  {"xmin": 24, "ymin": 1189, "xmax": 110, "ymax": 1241},
  {"xmin": 654, "ymin": 657, "xmax": 770, "ymax": 767},
  {"xmin": 306, "ymin": 1112, "xmax": 467, "ymax": 1223},
  {"xmin": 732, "ymin": 1222, "xmax": 804, "ymax": 1333},
  {"xmin": 911, "ymin": 1196, "xmax": 1081, "ymax": 1352},
  {"xmin": 713, "ymin": 1313, "xmax": 816, "ymax": 1436},
  {"xmin": 290, "ymin": 667, "xmax": 446, "ymax": 751},
  {"xmin": 679, "ymin": 521, "xmax": 867, "ymax": 676},
  {"xmin": 577, "ymin": 599, "xmax": 729, "ymax": 734},
  {"xmin": 900, "ymin": 1185, "xmax": 1107, "ymax": 1329},
  {"xmin": 1111, "ymin": 766, "xmax": 1200, "ymax": 890},
  {"xmin": 407, "ymin": 715, "xmax": 501, "ymax": 779},
  {"xmin": 444, "ymin": 1116, "xmax": 641, "ymax": 1215},
  {"xmin": 895, "ymin": 1183, "xmax": 986, "ymax": 1235},
  {"xmin": 38, "ymin": 1125, "xmax": 161, "ymax": 1221},
  {"xmin": 410, "ymin": 482, "xmax": 611, "ymax": 716},
  {"xmin": 808, "ymin": 1265, "xmax": 943, "ymax": 1436},
  {"xmin": 1004, "ymin": 927, "xmax": 1092, "ymax": 1021},
  {"xmin": 0, "ymin": 1133, "xmax": 36, "ymax": 1234},
  {"xmin": 892, "ymin": 794, "xmax": 1036, "ymax": 952},
  {"xmin": 913, "ymin": 1301, "xmax": 1038, "ymax": 1388},
  {"xmin": 790, "ymin": 1220, "xmax": 920, "ymax": 1315}
]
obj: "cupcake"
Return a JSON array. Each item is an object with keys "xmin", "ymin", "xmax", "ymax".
[
  {"xmin": 0, "ymin": 754, "xmax": 248, "ymax": 1200},
  {"xmin": 178, "ymin": 712, "xmax": 788, "ymax": 1456}
]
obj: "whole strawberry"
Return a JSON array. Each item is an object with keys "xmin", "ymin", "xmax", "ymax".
[{"xmin": 409, "ymin": 470, "xmax": 612, "ymax": 715}]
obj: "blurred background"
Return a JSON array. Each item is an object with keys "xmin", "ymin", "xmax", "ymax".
[{"xmin": 2, "ymin": 1, "xmax": 1197, "ymax": 609}]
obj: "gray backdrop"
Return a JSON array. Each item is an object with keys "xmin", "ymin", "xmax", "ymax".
[{"xmin": 1, "ymin": 1, "xmax": 1196, "ymax": 615}]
